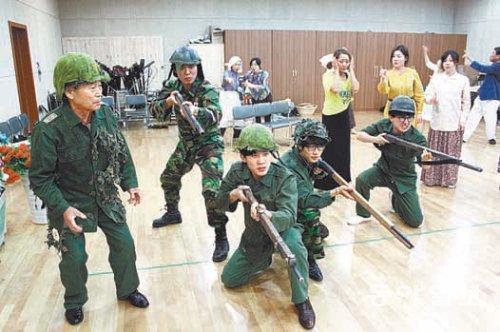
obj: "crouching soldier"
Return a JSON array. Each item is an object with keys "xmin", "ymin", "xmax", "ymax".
[
  {"xmin": 280, "ymin": 119, "xmax": 353, "ymax": 282},
  {"xmin": 216, "ymin": 124, "xmax": 316, "ymax": 329}
]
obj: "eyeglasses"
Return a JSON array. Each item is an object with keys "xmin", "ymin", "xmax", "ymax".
[
  {"xmin": 395, "ymin": 115, "xmax": 414, "ymax": 122},
  {"xmin": 304, "ymin": 145, "xmax": 325, "ymax": 152}
]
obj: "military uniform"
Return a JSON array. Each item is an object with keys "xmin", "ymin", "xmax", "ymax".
[
  {"xmin": 29, "ymin": 103, "xmax": 140, "ymax": 309},
  {"xmin": 151, "ymin": 78, "xmax": 228, "ymax": 227},
  {"xmin": 216, "ymin": 161, "xmax": 309, "ymax": 304},
  {"xmin": 356, "ymin": 118, "xmax": 428, "ymax": 227},
  {"xmin": 280, "ymin": 148, "xmax": 334, "ymax": 260}
]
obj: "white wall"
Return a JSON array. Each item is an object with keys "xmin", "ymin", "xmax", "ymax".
[
  {"xmin": 58, "ymin": 0, "xmax": 458, "ymax": 80},
  {"xmin": 0, "ymin": 0, "xmax": 62, "ymax": 121},
  {"xmin": 454, "ymin": 0, "xmax": 500, "ymax": 63}
]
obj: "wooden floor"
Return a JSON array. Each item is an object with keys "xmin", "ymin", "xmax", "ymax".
[{"xmin": 0, "ymin": 111, "xmax": 499, "ymax": 331}]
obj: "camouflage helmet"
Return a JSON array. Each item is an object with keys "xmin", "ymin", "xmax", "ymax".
[
  {"xmin": 235, "ymin": 124, "xmax": 278, "ymax": 152},
  {"xmin": 169, "ymin": 45, "xmax": 202, "ymax": 69},
  {"xmin": 53, "ymin": 52, "xmax": 109, "ymax": 99},
  {"xmin": 389, "ymin": 95, "xmax": 415, "ymax": 115},
  {"xmin": 293, "ymin": 119, "xmax": 330, "ymax": 145}
]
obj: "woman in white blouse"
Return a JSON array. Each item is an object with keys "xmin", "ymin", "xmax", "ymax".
[{"xmin": 421, "ymin": 50, "xmax": 470, "ymax": 188}]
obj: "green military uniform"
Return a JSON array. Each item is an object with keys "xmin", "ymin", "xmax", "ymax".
[
  {"xmin": 356, "ymin": 118, "xmax": 428, "ymax": 227},
  {"xmin": 29, "ymin": 103, "xmax": 140, "ymax": 309},
  {"xmin": 216, "ymin": 161, "xmax": 309, "ymax": 304},
  {"xmin": 151, "ymin": 77, "xmax": 227, "ymax": 226},
  {"xmin": 280, "ymin": 148, "xmax": 334, "ymax": 260}
]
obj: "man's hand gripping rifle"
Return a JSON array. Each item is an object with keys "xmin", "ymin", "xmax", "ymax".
[
  {"xmin": 173, "ymin": 93, "xmax": 204, "ymax": 135},
  {"xmin": 242, "ymin": 188, "xmax": 304, "ymax": 283}
]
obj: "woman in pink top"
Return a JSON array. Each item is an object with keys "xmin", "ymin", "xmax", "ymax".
[{"xmin": 421, "ymin": 50, "xmax": 470, "ymax": 188}]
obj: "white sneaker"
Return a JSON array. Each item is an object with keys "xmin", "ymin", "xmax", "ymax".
[
  {"xmin": 388, "ymin": 192, "xmax": 396, "ymax": 213},
  {"xmin": 347, "ymin": 215, "xmax": 372, "ymax": 225}
]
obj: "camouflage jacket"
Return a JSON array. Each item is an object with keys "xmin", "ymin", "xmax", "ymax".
[
  {"xmin": 29, "ymin": 103, "xmax": 138, "ymax": 232},
  {"xmin": 151, "ymin": 78, "xmax": 222, "ymax": 143},
  {"xmin": 216, "ymin": 161, "xmax": 298, "ymax": 262},
  {"xmin": 280, "ymin": 148, "xmax": 334, "ymax": 223}
]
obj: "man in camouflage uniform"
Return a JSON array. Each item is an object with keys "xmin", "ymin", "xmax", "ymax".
[
  {"xmin": 29, "ymin": 52, "xmax": 149, "ymax": 325},
  {"xmin": 280, "ymin": 119, "xmax": 353, "ymax": 282},
  {"xmin": 150, "ymin": 45, "xmax": 229, "ymax": 262},
  {"xmin": 216, "ymin": 124, "xmax": 316, "ymax": 330}
]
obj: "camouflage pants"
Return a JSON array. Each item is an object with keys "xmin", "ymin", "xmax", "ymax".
[
  {"xmin": 160, "ymin": 137, "xmax": 228, "ymax": 226},
  {"xmin": 299, "ymin": 208, "xmax": 324, "ymax": 260}
]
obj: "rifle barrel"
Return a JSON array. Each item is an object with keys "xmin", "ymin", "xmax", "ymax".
[
  {"xmin": 316, "ymin": 160, "xmax": 414, "ymax": 250},
  {"xmin": 384, "ymin": 134, "xmax": 482, "ymax": 172},
  {"xmin": 242, "ymin": 188, "xmax": 304, "ymax": 283}
]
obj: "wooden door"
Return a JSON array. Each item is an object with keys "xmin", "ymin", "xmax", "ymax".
[
  {"xmin": 356, "ymin": 32, "xmax": 396, "ymax": 111},
  {"xmin": 315, "ymin": 31, "xmax": 358, "ymax": 113},
  {"xmin": 8, "ymin": 21, "xmax": 38, "ymax": 130},
  {"xmin": 271, "ymin": 30, "xmax": 316, "ymax": 105}
]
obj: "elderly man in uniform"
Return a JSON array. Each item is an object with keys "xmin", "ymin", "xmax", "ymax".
[
  {"xmin": 216, "ymin": 124, "xmax": 316, "ymax": 330},
  {"xmin": 30, "ymin": 52, "xmax": 149, "ymax": 325},
  {"xmin": 150, "ymin": 45, "xmax": 229, "ymax": 262},
  {"xmin": 349, "ymin": 95, "xmax": 431, "ymax": 227},
  {"xmin": 280, "ymin": 119, "xmax": 353, "ymax": 282}
]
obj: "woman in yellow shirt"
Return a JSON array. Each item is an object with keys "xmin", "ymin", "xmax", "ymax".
[
  {"xmin": 315, "ymin": 48, "xmax": 359, "ymax": 190},
  {"xmin": 378, "ymin": 45, "xmax": 425, "ymax": 129}
]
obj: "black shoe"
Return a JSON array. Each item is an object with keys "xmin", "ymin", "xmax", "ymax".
[
  {"xmin": 152, "ymin": 206, "xmax": 182, "ymax": 228},
  {"xmin": 308, "ymin": 259, "xmax": 323, "ymax": 282},
  {"xmin": 295, "ymin": 298, "xmax": 316, "ymax": 329},
  {"xmin": 319, "ymin": 222, "xmax": 329, "ymax": 239},
  {"xmin": 489, "ymin": 139, "xmax": 496, "ymax": 145},
  {"xmin": 127, "ymin": 290, "xmax": 149, "ymax": 308},
  {"xmin": 213, "ymin": 226, "xmax": 229, "ymax": 262},
  {"xmin": 65, "ymin": 307, "xmax": 84, "ymax": 325}
]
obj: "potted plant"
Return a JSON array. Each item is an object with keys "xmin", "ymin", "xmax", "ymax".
[{"xmin": 0, "ymin": 136, "xmax": 47, "ymax": 225}]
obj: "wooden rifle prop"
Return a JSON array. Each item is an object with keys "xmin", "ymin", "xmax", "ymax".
[
  {"xmin": 173, "ymin": 93, "xmax": 205, "ymax": 135},
  {"xmin": 384, "ymin": 134, "xmax": 482, "ymax": 173},
  {"xmin": 314, "ymin": 159, "xmax": 415, "ymax": 250},
  {"xmin": 242, "ymin": 188, "xmax": 304, "ymax": 283}
]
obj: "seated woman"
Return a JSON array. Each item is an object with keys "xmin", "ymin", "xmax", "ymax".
[
  {"xmin": 220, "ymin": 56, "xmax": 244, "ymax": 137},
  {"xmin": 243, "ymin": 57, "xmax": 272, "ymax": 123}
]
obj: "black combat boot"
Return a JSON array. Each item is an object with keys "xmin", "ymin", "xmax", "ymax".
[
  {"xmin": 308, "ymin": 258, "xmax": 323, "ymax": 282},
  {"xmin": 295, "ymin": 298, "xmax": 316, "ymax": 329},
  {"xmin": 319, "ymin": 222, "xmax": 330, "ymax": 239},
  {"xmin": 152, "ymin": 204, "xmax": 182, "ymax": 228},
  {"xmin": 212, "ymin": 226, "xmax": 229, "ymax": 262}
]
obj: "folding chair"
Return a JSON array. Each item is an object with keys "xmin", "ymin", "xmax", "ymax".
[
  {"xmin": 7, "ymin": 116, "xmax": 23, "ymax": 136},
  {"xmin": 230, "ymin": 105, "xmax": 256, "ymax": 148},
  {"xmin": 123, "ymin": 94, "xmax": 150, "ymax": 128},
  {"xmin": 0, "ymin": 122, "xmax": 12, "ymax": 139},
  {"xmin": 18, "ymin": 113, "xmax": 29, "ymax": 130},
  {"xmin": 101, "ymin": 96, "xmax": 119, "ymax": 118}
]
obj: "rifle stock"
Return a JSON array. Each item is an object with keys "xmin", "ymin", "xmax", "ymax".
[
  {"xmin": 384, "ymin": 134, "xmax": 482, "ymax": 172},
  {"xmin": 173, "ymin": 93, "xmax": 204, "ymax": 135},
  {"xmin": 242, "ymin": 188, "xmax": 304, "ymax": 283},
  {"xmin": 315, "ymin": 160, "xmax": 414, "ymax": 250}
]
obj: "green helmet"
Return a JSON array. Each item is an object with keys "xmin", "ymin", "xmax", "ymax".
[
  {"xmin": 53, "ymin": 52, "xmax": 109, "ymax": 99},
  {"xmin": 389, "ymin": 95, "xmax": 415, "ymax": 115},
  {"xmin": 235, "ymin": 124, "xmax": 278, "ymax": 152},
  {"xmin": 293, "ymin": 119, "xmax": 330, "ymax": 145},
  {"xmin": 169, "ymin": 45, "xmax": 201, "ymax": 70}
]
